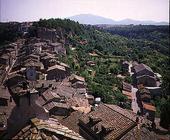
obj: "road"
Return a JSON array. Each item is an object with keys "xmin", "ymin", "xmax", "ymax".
[
  {"xmin": 128, "ymin": 61, "xmax": 140, "ymax": 113},
  {"xmin": 131, "ymin": 87, "xmax": 140, "ymax": 113},
  {"xmin": 128, "ymin": 63, "xmax": 134, "ymax": 76}
]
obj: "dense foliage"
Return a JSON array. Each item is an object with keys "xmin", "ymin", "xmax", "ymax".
[
  {"xmin": 160, "ymin": 98, "xmax": 170, "ymax": 129},
  {"xmin": 0, "ymin": 22, "xmax": 21, "ymax": 45},
  {"xmin": 98, "ymin": 25, "xmax": 170, "ymax": 96},
  {"xmin": 34, "ymin": 19, "xmax": 169, "ymax": 110},
  {"xmin": 2, "ymin": 19, "xmax": 168, "ymax": 111}
]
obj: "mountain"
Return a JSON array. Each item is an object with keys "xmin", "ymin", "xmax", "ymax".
[
  {"xmin": 68, "ymin": 14, "xmax": 169, "ymax": 25},
  {"xmin": 68, "ymin": 14, "xmax": 116, "ymax": 25}
]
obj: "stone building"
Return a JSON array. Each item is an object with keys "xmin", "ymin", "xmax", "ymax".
[
  {"xmin": 48, "ymin": 42, "xmax": 66, "ymax": 55},
  {"xmin": 0, "ymin": 54, "xmax": 12, "ymax": 69},
  {"xmin": 6, "ymin": 88, "xmax": 49, "ymax": 138},
  {"xmin": 46, "ymin": 64, "xmax": 67, "ymax": 80},
  {"xmin": 78, "ymin": 103, "xmax": 136, "ymax": 140},
  {"xmin": 12, "ymin": 117, "xmax": 85, "ymax": 140},
  {"xmin": 69, "ymin": 74, "xmax": 85, "ymax": 84},
  {"xmin": 43, "ymin": 101, "xmax": 70, "ymax": 116},
  {"xmin": 133, "ymin": 64, "xmax": 157, "ymax": 87},
  {"xmin": 37, "ymin": 27, "xmax": 59, "ymax": 42}
]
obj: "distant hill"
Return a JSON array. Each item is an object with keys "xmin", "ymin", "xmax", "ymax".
[{"xmin": 68, "ymin": 14, "xmax": 169, "ymax": 25}]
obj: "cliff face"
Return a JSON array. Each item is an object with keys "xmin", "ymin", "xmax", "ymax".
[
  {"xmin": 37, "ymin": 27, "xmax": 59, "ymax": 42},
  {"xmin": 37, "ymin": 27, "xmax": 67, "ymax": 43}
]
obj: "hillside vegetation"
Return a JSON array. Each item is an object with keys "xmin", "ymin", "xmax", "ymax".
[
  {"xmin": 0, "ymin": 19, "xmax": 169, "ymax": 108},
  {"xmin": 31, "ymin": 19, "xmax": 170, "ymax": 108}
]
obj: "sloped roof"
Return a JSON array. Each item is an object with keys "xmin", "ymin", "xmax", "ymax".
[
  {"xmin": 13, "ymin": 117, "xmax": 85, "ymax": 140},
  {"xmin": 105, "ymin": 104, "xmax": 137, "ymax": 122},
  {"xmin": 42, "ymin": 91, "xmax": 60, "ymax": 102},
  {"xmin": 136, "ymin": 75, "xmax": 156, "ymax": 80},
  {"xmin": 69, "ymin": 74, "xmax": 85, "ymax": 82},
  {"xmin": 122, "ymin": 82, "xmax": 132, "ymax": 92},
  {"xmin": 142, "ymin": 102, "xmax": 156, "ymax": 112},
  {"xmin": 36, "ymin": 96, "xmax": 46, "ymax": 106},
  {"xmin": 67, "ymin": 97, "xmax": 90, "ymax": 108},
  {"xmin": 59, "ymin": 62, "xmax": 70, "ymax": 68},
  {"xmin": 134, "ymin": 64, "xmax": 153, "ymax": 73},
  {"xmin": 53, "ymin": 85, "xmax": 76, "ymax": 98},
  {"xmin": 55, "ymin": 111, "xmax": 83, "ymax": 134},
  {"xmin": 79, "ymin": 103, "xmax": 136, "ymax": 140},
  {"xmin": 34, "ymin": 42, "xmax": 47, "ymax": 47},
  {"xmin": 24, "ymin": 61, "xmax": 41, "ymax": 67},
  {"xmin": 122, "ymin": 90, "xmax": 132, "ymax": 100},
  {"xmin": 49, "ymin": 42, "xmax": 62, "ymax": 47},
  {"xmin": 6, "ymin": 73, "xmax": 26, "ymax": 83},
  {"xmin": 120, "ymin": 125, "xmax": 158, "ymax": 140},
  {"xmin": 43, "ymin": 101, "xmax": 69, "ymax": 111},
  {"xmin": 0, "ymin": 53, "xmax": 10, "ymax": 60},
  {"xmin": 47, "ymin": 64, "xmax": 66, "ymax": 72}
]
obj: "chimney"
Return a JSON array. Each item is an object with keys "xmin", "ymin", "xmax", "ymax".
[
  {"xmin": 101, "ymin": 125, "xmax": 114, "ymax": 135},
  {"xmin": 89, "ymin": 116, "xmax": 102, "ymax": 126}
]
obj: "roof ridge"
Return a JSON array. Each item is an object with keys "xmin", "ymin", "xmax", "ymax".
[{"xmin": 103, "ymin": 103, "xmax": 136, "ymax": 123}]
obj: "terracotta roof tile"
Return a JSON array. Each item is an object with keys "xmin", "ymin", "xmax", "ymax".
[
  {"xmin": 122, "ymin": 82, "xmax": 132, "ymax": 92},
  {"xmin": 69, "ymin": 74, "xmax": 85, "ymax": 82},
  {"xmin": 142, "ymin": 102, "xmax": 156, "ymax": 112},
  {"xmin": 43, "ymin": 101, "xmax": 69, "ymax": 111},
  {"xmin": 79, "ymin": 103, "xmax": 136, "ymax": 140},
  {"xmin": 47, "ymin": 64, "xmax": 66, "ymax": 72}
]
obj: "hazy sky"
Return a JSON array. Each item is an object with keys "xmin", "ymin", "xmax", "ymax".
[{"xmin": 0, "ymin": 0, "xmax": 169, "ymax": 22}]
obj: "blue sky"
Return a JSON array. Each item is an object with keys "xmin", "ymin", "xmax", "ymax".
[{"xmin": 0, "ymin": 0, "xmax": 169, "ymax": 22}]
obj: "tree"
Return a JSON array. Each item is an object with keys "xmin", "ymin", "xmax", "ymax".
[
  {"xmin": 160, "ymin": 98, "xmax": 170, "ymax": 129},
  {"xmin": 124, "ymin": 76, "xmax": 132, "ymax": 84}
]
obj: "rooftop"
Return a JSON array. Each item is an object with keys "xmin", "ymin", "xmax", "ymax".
[
  {"xmin": 134, "ymin": 63, "xmax": 153, "ymax": 73},
  {"xmin": 47, "ymin": 64, "xmax": 66, "ymax": 72},
  {"xmin": 122, "ymin": 90, "xmax": 132, "ymax": 100},
  {"xmin": 0, "ymin": 90, "xmax": 11, "ymax": 100},
  {"xmin": 79, "ymin": 103, "xmax": 136, "ymax": 140},
  {"xmin": 43, "ymin": 101, "xmax": 69, "ymax": 111},
  {"xmin": 53, "ymin": 85, "xmax": 76, "ymax": 98},
  {"xmin": 122, "ymin": 82, "xmax": 132, "ymax": 92},
  {"xmin": 105, "ymin": 104, "xmax": 137, "ymax": 122},
  {"xmin": 13, "ymin": 117, "xmax": 85, "ymax": 140},
  {"xmin": 42, "ymin": 91, "xmax": 60, "ymax": 101},
  {"xmin": 49, "ymin": 42, "xmax": 62, "ymax": 47},
  {"xmin": 69, "ymin": 74, "xmax": 85, "ymax": 82},
  {"xmin": 142, "ymin": 102, "xmax": 156, "ymax": 112},
  {"xmin": 34, "ymin": 42, "xmax": 47, "ymax": 47},
  {"xmin": 55, "ymin": 111, "xmax": 83, "ymax": 134}
]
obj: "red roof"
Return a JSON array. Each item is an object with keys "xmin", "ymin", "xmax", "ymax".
[{"xmin": 142, "ymin": 102, "xmax": 156, "ymax": 112}]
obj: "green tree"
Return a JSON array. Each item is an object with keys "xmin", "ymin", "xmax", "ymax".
[{"xmin": 160, "ymin": 98, "xmax": 170, "ymax": 129}]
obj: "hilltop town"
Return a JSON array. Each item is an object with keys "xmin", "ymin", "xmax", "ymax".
[{"xmin": 0, "ymin": 20, "xmax": 169, "ymax": 140}]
